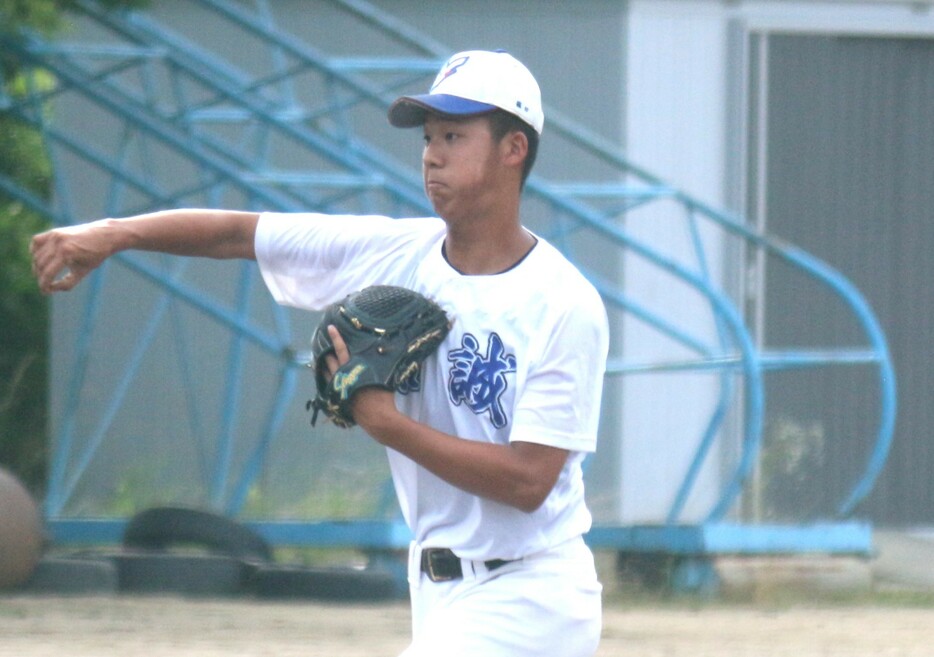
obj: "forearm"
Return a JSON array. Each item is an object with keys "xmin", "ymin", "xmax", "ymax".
[
  {"xmin": 31, "ymin": 208, "xmax": 260, "ymax": 294},
  {"xmin": 354, "ymin": 393, "xmax": 565, "ymax": 513},
  {"xmin": 102, "ymin": 209, "xmax": 260, "ymax": 260}
]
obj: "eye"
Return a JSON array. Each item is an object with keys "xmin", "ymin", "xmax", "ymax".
[{"xmin": 444, "ymin": 132, "xmax": 458, "ymax": 142}]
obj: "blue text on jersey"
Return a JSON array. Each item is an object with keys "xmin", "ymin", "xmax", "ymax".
[{"xmin": 447, "ymin": 332, "xmax": 516, "ymax": 428}]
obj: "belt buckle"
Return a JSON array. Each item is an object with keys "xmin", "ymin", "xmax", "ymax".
[{"xmin": 424, "ymin": 548, "xmax": 460, "ymax": 583}]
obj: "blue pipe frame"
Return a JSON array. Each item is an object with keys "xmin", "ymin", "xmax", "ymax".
[{"xmin": 0, "ymin": 0, "xmax": 896, "ymax": 549}]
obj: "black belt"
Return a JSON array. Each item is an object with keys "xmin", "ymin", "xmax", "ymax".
[{"xmin": 420, "ymin": 547, "xmax": 514, "ymax": 583}]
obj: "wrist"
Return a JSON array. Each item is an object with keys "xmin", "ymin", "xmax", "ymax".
[
  {"xmin": 352, "ymin": 389, "xmax": 404, "ymax": 443},
  {"xmin": 93, "ymin": 218, "xmax": 128, "ymax": 257}
]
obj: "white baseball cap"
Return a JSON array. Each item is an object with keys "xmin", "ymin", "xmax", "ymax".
[{"xmin": 388, "ymin": 50, "xmax": 544, "ymax": 134}]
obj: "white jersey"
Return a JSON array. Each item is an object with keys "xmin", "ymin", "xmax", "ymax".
[{"xmin": 255, "ymin": 212, "xmax": 609, "ymax": 561}]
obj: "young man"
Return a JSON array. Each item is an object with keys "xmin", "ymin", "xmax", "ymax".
[{"xmin": 31, "ymin": 50, "xmax": 609, "ymax": 656}]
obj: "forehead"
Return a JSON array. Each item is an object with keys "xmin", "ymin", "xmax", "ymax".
[{"xmin": 422, "ymin": 114, "xmax": 492, "ymax": 132}]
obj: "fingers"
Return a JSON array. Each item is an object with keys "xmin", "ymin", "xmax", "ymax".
[
  {"xmin": 321, "ymin": 325, "xmax": 349, "ymax": 381},
  {"xmin": 328, "ymin": 325, "xmax": 350, "ymax": 365},
  {"xmin": 30, "ymin": 232, "xmax": 69, "ymax": 294},
  {"xmin": 29, "ymin": 227, "xmax": 95, "ymax": 294},
  {"xmin": 32, "ymin": 251, "xmax": 79, "ymax": 294},
  {"xmin": 323, "ymin": 351, "xmax": 338, "ymax": 377},
  {"xmin": 48, "ymin": 268, "xmax": 81, "ymax": 293}
]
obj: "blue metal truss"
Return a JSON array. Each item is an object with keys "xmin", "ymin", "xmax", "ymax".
[{"xmin": 0, "ymin": 0, "xmax": 895, "ymax": 562}]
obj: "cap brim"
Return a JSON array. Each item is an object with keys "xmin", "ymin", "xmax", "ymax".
[{"xmin": 388, "ymin": 94, "xmax": 498, "ymax": 128}]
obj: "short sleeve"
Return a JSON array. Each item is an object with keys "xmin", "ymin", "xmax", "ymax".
[{"xmin": 509, "ymin": 288, "xmax": 609, "ymax": 453}]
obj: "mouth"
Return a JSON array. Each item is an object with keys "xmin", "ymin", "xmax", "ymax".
[{"xmin": 425, "ymin": 180, "xmax": 448, "ymax": 200}]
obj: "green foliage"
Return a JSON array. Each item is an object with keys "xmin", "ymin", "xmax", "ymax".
[
  {"xmin": 0, "ymin": 84, "xmax": 54, "ymax": 494},
  {"xmin": 0, "ymin": 0, "xmax": 61, "ymax": 37},
  {"xmin": 0, "ymin": 0, "xmax": 149, "ymax": 37},
  {"xmin": 0, "ymin": 200, "xmax": 50, "ymax": 494}
]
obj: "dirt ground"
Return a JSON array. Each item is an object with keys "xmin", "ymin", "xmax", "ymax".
[
  {"xmin": 3, "ymin": 528, "xmax": 932, "ymax": 655},
  {"xmin": 2, "ymin": 593, "xmax": 934, "ymax": 657}
]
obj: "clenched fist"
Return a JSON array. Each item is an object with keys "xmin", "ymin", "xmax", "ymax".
[{"xmin": 30, "ymin": 219, "xmax": 117, "ymax": 294}]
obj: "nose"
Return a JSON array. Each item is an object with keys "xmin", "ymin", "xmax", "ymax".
[{"xmin": 422, "ymin": 139, "xmax": 441, "ymax": 169}]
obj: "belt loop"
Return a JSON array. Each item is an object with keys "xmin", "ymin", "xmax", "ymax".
[
  {"xmin": 462, "ymin": 558, "xmax": 478, "ymax": 582},
  {"xmin": 408, "ymin": 541, "xmax": 423, "ymax": 589}
]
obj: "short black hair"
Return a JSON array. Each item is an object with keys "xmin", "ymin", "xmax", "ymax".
[{"xmin": 487, "ymin": 110, "xmax": 539, "ymax": 189}]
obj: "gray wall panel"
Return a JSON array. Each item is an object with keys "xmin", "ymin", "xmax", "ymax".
[{"xmin": 761, "ymin": 34, "xmax": 934, "ymax": 524}]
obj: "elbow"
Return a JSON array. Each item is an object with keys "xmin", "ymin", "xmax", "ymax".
[
  {"xmin": 502, "ymin": 443, "xmax": 567, "ymax": 513},
  {"xmin": 515, "ymin": 497, "xmax": 546, "ymax": 514},
  {"xmin": 213, "ymin": 211, "xmax": 260, "ymax": 260},
  {"xmin": 511, "ymin": 481, "xmax": 553, "ymax": 514},
  {"xmin": 490, "ymin": 471, "xmax": 551, "ymax": 512}
]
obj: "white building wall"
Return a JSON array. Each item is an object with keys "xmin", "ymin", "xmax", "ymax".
[
  {"xmin": 616, "ymin": 0, "xmax": 934, "ymax": 524},
  {"xmin": 618, "ymin": 1, "xmax": 733, "ymax": 524}
]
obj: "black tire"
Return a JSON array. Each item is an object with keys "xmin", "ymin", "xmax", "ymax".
[
  {"xmin": 248, "ymin": 564, "xmax": 401, "ymax": 601},
  {"xmin": 615, "ymin": 551, "xmax": 676, "ymax": 590},
  {"xmin": 123, "ymin": 507, "xmax": 272, "ymax": 563},
  {"xmin": 18, "ymin": 556, "xmax": 118, "ymax": 595},
  {"xmin": 113, "ymin": 551, "xmax": 254, "ymax": 597}
]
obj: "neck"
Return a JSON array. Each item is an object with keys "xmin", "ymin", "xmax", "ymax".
[{"xmin": 443, "ymin": 221, "xmax": 536, "ymax": 275}]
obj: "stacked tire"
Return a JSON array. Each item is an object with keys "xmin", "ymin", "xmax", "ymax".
[
  {"xmin": 13, "ymin": 504, "xmax": 403, "ymax": 600},
  {"xmin": 118, "ymin": 506, "xmax": 402, "ymax": 600}
]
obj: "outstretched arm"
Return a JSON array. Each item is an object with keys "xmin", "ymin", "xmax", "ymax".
[{"xmin": 31, "ymin": 209, "xmax": 260, "ymax": 294}]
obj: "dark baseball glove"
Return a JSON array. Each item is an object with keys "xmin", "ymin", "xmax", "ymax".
[{"xmin": 307, "ymin": 285, "xmax": 451, "ymax": 428}]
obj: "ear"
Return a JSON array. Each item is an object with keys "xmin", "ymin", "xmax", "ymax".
[{"xmin": 500, "ymin": 130, "xmax": 529, "ymax": 169}]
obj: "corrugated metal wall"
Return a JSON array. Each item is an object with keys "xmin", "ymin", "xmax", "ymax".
[{"xmin": 758, "ymin": 33, "xmax": 934, "ymax": 525}]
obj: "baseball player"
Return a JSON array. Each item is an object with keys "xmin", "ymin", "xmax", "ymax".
[{"xmin": 31, "ymin": 50, "xmax": 608, "ymax": 656}]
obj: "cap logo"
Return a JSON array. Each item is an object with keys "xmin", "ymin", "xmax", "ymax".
[{"xmin": 430, "ymin": 55, "xmax": 469, "ymax": 92}]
